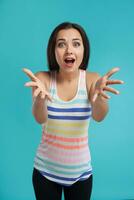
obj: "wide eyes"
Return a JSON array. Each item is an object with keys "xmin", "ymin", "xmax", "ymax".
[
  {"xmin": 57, "ymin": 41, "xmax": 81, "ymax": 48},
  {"xmin": 73, "ymin": 41, "xmax": 81, "ymax": 47},
  {"xmin": 57, "ymin": 42, "xmax": 66, "ymax": 48}
]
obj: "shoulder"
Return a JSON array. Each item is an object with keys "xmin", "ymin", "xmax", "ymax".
[
  {"xmin": 86, "ymin": 71, "xmax": 100, "ymax": 89},
  {"xmin": 34, "ymin": 71, "xmax": 51, "ymax": 90},
  {"xmin": 86, "ymin": 71, "xmax": 100, "ymax": 81},
  {"xmin": 86, "ymin": 72, "xmax": 100, "ymax": 84}
]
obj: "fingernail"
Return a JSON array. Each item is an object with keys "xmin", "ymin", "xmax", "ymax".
[
  {"xmin": 116, "ymin": 91, "xmax": 120, "ymax": 94},
  {"xmin": 92, "ymin": 97, "xmax": 96, "ymax": 102},
  {"xmin": 51, "ymin": 98, "xmax": 54, "ymax": 102},
  {"xmin": 116, "ymin": 67, "xmax": 120, "ymax": 70},
  {"xmin": 92, "ymin": 94, "xmax": 97, "ymax": 102},
  {"xmin": 49, "ymin": 99, "xmax": 53, "ymax": 102}
]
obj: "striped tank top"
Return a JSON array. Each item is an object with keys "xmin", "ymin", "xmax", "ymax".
[{"xmin": 34, "ymin": 69, "xmax": 93, "ymax": 186}]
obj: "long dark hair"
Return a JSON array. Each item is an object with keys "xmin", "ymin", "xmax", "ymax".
[{"xmin": 47, "ymin": 22, "xmax": 90, "ymax": 71}]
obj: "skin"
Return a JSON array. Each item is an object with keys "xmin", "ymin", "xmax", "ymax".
[
  {"xmin": 23, "ymin": 28, "xmax": 124, "ymax": 123},
  {"xmin": 55, "ymin": 28, "xmax": 84, "ymax": 102},
  {"xmin": 55, "ymin": 28, "xmax": 84, "ymax": 77}
]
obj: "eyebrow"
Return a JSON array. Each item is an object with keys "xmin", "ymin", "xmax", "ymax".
[{"xmin": 57, "ymin": 38, "xmax": 81, "ymax": 42}]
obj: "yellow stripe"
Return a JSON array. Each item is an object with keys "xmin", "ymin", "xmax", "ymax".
[
  {"xmin": 46, "ymin": 127, "xmax": 87, "ymax": 136},
  {"xmin": 47, "ymin": 119, "xmax": 89, "ymax": 128}
]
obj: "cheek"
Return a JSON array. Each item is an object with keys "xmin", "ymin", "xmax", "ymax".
[
  {"xmin": 55, "ymin": 49, "xmax": 63, "ymax": 62},
  {"xmin": 77, "ymin": 48, "xmax": 84, "ymax": 62}
]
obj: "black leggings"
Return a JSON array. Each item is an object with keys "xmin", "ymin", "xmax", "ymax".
[{"xmin": 32, "ymin": 168, "xmax": 93, "ymax": 200}]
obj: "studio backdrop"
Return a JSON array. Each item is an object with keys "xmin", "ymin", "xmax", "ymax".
[{"xmin": 0, "ymin": 0, "xmax": 133, "ymax": 200}]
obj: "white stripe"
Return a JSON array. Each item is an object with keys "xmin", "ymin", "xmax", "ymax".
[
  {"xmin": 37, "ymin": 167, "xmax": 91, "ymax": 179},
  {"xmin": 47, "ymin": 102, "xmax": 91, "ymax": 108},
  {"xmin": 35, "ymin": 152, "xmax": 91, "ymax": 166},
  {"xmin": 34, "ymin": 158, "xmax": 91, "ymax": 173},
  {"xmin": 48, "ymin": 110, "xmax": 92, "ymax": 117}
]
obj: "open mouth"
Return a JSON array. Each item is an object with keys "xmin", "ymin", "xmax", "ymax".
[{"xmin": 64, "ymin": 58, "xmax": 75, "ymax": 65}]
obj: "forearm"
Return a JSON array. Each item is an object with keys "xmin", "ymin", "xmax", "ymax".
[
  {"xmin": 32, "ymin": 96, "xmax": 48, "ymax": 124},
  {"xmin": 91, "ymin": 95, "xmax": 109, "ymax": 122}
]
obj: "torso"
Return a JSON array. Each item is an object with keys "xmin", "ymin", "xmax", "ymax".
[
  {"xmin": 34, "ymin": 70, "xmax": 100, "ymax": 102},
  {"xmin": 56, "ymin": 71, "xmax": 80, "ymax": 102}
]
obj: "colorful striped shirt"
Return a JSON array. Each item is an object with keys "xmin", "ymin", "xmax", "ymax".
[{"xmin": 34, "ymin": 69, "xmax": 93, "ymax": 186}]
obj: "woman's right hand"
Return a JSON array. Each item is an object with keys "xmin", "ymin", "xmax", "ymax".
[{"xmin": 22, "ymin": 68, "xmax": 53, "ymax": 101}]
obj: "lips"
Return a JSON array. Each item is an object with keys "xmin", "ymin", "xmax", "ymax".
[
  {"xmin": 64, "ymin": 57, "xmax": 75, "ymax": 66},
  {"xmin": 64, "ymin": 58, "xmax": 75, "ymax": 63}
]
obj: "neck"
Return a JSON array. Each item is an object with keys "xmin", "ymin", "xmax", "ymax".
[{"xmin": 57, "ymin": 69, "xmax": 80, "ymax": 83}]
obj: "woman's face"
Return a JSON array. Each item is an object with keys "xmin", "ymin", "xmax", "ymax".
[{"xmin": 55, "ymin": 28, "xmax": 84, "ymax": 73}]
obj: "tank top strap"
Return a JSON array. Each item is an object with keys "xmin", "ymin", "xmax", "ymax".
[
  {"xmin": 49, "ymin": 71, "xmax": 56, "ymax": 96},
  {"xmin": 50, "ymin": 70, "xmax": 88, "ymax": 98},
  {"xmin": 79, "ymin": 70, "xmax": 87, "ymax": 92}
]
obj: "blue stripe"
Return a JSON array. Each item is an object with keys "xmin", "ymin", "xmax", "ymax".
[
  {"xmin": 47, "ymin": 106, "xmax": 91, "ymax": 112},
  {"xmin": 48, "ymin": 115, "xmax": 91, "ymax": 120},
  {"xmin": 40, "ymin": 169, "xmax": 92, "ymax": 182},
  {"xmin": 53, "ymin": 98, "xmax": 90, "ymax": 105}
]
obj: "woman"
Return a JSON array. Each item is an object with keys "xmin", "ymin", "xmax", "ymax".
[{"xmin": 23, "ymin": 22, "xmax": 124, "ymax": 200}]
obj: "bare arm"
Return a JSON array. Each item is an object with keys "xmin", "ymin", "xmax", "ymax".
[
  {"xmin": 88, "ymin": 67, "xmax": 124, "ymax": 122},
  {"xmin": 32, "ymin": 86, "xmax": 48, "ymax": 124},
  {"xmin": 88, "ymin": 73, "xmax": 109, "ymax": 122},
  {"xmin": 91, "ymin": 93, "xmax": 109, "ymax": 122},
  {"xmin": 23, "ymin": 68, "xmax": 52, "ymax": 124}
]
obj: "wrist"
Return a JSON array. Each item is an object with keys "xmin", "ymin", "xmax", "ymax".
[
  {"xmin": 91, "ymin": 94, "xmax": 108, "ymax": 106},
  {"xmin": 33, "ymin": 95, "xmax": 47, "ymax": 106},
  {"xmin": 97, "ymin": 94, "xmax": 108, "ymax": 102}
]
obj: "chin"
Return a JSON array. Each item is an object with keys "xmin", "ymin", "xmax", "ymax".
[{"xmin": 61, "ymin": 65, "xmax": 79, "ymax": 72}]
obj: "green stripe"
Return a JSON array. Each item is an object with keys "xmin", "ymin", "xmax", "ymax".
[
  {"xmin": 34, "ymin": 160, "xmax": 91, "ymax": 175},
  {"xmin": 35, "ymin": 155, "xmax": 91, "ymax": 169},
  {"xmin": 51, "ymin": 89, "xmax": 87, "ymax": 95}
]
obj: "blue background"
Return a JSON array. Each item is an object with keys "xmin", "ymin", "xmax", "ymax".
[{"xmin": 0, "ymin": 0, "xmax": 133, "ymax": 199}]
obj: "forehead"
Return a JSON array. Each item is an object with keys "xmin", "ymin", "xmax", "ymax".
[{"xmin": 56, "ymin": 28, "xmax": 82, "ymax": 40}]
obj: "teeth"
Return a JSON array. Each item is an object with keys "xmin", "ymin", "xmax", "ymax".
[
  {"xmin": 64, "ymin": 58, "xmax": 75, "ymax": 63},
  {"xmin": 65, "ymin": 60, "xmax": 74, "ymax": 63}
]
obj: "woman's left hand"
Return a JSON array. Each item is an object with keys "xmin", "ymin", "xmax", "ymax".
[{"xmin": 91, "ymin": 67, "xmax": 124, "ymax": 102}]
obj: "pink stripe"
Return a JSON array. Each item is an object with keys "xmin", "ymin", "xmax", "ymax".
[
  {"xmin": 38, "ymin": 149, "xmax": 90, "ymax": 164},
  {"xmin": 43, "ymin": 133, "xmax": 88, "ymax": 143},
  {"xmin": 38, "ymin": 145, "xmax": 90, "ymax": 158},
  {"xmin": 44, "ymin": 138, "xmax": 88, "ymax": 150}
]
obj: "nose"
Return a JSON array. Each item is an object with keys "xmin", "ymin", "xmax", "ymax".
[{"xmin": 66, "ymin": 44, "xmax": 73, "ymax": 54}]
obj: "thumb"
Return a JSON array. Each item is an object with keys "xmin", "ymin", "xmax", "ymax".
[
  {"xmin": 90, "ymin": 82, "xmax": 97, "ymax": 102},
  {"xmin": 92, "ymin": 93, "xmax": 98, "ymax": 103}
]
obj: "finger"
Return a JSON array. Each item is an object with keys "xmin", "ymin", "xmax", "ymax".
[
  {"xmin": 22, "ymin": 68, "xmax": 38, "ymax": 81},
  {"xmin": 46, "ymin": 93, "xmax": 53, "ymax": 102},
  {"xmin": 40, "ymin": 90, "xmax": 53, "ymax": 101},
  {"xmin": 106, "ymin": 80, "xmax": 124, "ymax": 85},
  {"xmin": 92, "ymin": 92, "xmax": 99, "ymax": 102},
  {"xmin": 41, "ymin": 91, "xmax": 45, "ymax": 99},
  {"xmin": 40, "ymin": 92, "xmax": 51, "ymax": 101},
  {"xmin": 100, "ymin": 90, "xmax": 111, "ymax": 99},
  {"xmin": 33, "ymin": 88, "xmax": 41, "ymax": 97},
  {"xmin": 104, "ymin": 67, "xmax": 120, "ymax": 79},
  {"xmin": 103, "ymin": 86, "xmax": 119, "ymax": 94},
  {"xmin": 44, "ymin": 90, "xmax": 53, "ymax": 101},
  {"xmin": 24, "ymin": 81, "xmax": 37, "ymax": 87}
]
